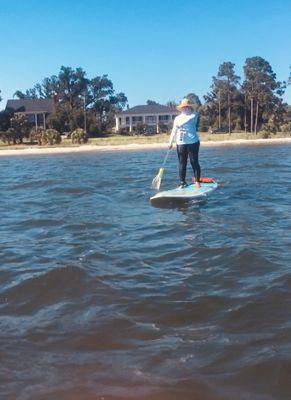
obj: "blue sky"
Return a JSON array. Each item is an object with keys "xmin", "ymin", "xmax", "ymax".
[{"xmin": 1, "ymin": 0, "xmax": 290, "ymax": 108}]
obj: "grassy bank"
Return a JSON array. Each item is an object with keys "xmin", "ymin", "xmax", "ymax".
[{"xmin": 0, "ymin": 131, "xmax": 290, "ymax": 150}]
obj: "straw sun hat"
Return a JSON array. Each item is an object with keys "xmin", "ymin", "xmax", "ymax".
[{"xmin": 176, "ymin": 98, "xmax": 196, "ymax": 111}]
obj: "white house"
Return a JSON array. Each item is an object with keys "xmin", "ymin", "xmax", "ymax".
[{"xmin": 115, "ymin": 104, "xmax": 179, "ymax": 133}]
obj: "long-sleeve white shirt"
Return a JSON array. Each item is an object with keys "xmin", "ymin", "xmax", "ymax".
[{"xmin": 169, "ymin": 112, "xmax": 200, "ymax": 146}]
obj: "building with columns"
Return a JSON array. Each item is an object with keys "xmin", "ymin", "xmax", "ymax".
[
  {"xmin": 6, "ymin": 98, "xmax": 55, "ymax": 129},
  {"xmin": 115, "ymin": 104, "xmax": 179, "ymax": 133}
]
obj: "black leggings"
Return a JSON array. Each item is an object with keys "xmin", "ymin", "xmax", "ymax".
[{"xmin": 177, "ymin": 142, "xmax": 201, "ymax": 183}]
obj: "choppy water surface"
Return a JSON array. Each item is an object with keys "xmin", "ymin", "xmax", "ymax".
[{"xmin": 0, "ymin": 143, "xmax": 291, "ymax": 400}]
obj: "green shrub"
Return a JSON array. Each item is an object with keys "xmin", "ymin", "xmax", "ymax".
[
  {"xmin": 30, "ymin": 127, "xmax": 44, "ymax": 145},
  {"xmin": 280, "ymin": 122, "xmax": 291, "ymax": 133},
  {"xmin": 10, "ymin": 114, "xmax": 30, "ymax": 143},
  {"xmin": 116, "ymin": 127, "xmax": 130, "ymax": 135},
  {"xmin": 158, "ymin": 123, "xmax": 169, "ymax": 134},
  {"xmin": 71, "ymin": 128, "xmax": 88, "ymax": 144},
  {"xmin": 261, "ymin": 119, "xmax": 277, "ymax": 133},
  {"xmin": 88, "ymin": 124, "xmax": 102, "ymax": 137},
  {"xmin": 42, "ymin": 129, "xmax": 62, "ymax": 145},
  {"xmin": 134, "ymin": 123, "xmax": 148, "ymax": 135},
  {"xmin": 0, "ymin": 131, "xmax": 7, "ymax": 143},
  {"xmin": 2, "ymin": 128, "xmax": 22, "ymax": 144},
  {"xmin": 259, "ymin": 130, "xmax": 271, "ymax": 139}
]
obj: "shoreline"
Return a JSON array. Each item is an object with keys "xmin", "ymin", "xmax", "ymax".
[{"xmin": 0, "ymin": 137, "xmax": 290, "ymax": 157}]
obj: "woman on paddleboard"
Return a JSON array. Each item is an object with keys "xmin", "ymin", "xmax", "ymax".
[{"xmin": 169, "ymin": 98, "xmax": 201, "ymax": 189}]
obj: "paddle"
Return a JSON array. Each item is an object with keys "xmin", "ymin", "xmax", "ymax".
[{"xmin": 151, "ymin": 148, "xmax": 171, "ymax": 190}]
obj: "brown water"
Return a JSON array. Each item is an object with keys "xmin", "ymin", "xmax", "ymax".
[{"xmin": 0, "ymin": 143, "xmax": 291, "ymax": 400}]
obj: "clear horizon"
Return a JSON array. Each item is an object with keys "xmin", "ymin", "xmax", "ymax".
[{"xmin": 1, "ymin": 0, "xmax": 290, "ymax": 108}]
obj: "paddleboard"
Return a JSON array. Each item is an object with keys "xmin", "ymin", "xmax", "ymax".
[{"xmin": 150, "ymin": 181, "xmax": 218, "ymax": 202}]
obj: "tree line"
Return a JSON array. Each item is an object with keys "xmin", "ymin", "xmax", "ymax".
[
  {"xmin": 179, "ymin": 58, "xmax": 290, "ymax": 134},
  {"xmin": 0, "ymin": 58, "xmax": 290, "ymax": 143},
  {"xmin": 0, "ymin": 66, "xmax": 127, "ymax": 139},
  {"xmin": 198, "ymin": 58, "xmax": 290, "ymax": 134}
]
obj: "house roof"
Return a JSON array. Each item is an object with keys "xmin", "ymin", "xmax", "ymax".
[
  {"xmin": 6, "ymin": 98, "xmax": 55, "ymax": 113},
  {"xmin": 117, "ymin": 104, "xmax": 178, "ymax": 116}
]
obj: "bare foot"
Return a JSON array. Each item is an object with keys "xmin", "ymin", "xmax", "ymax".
[{"xmin": 194, "ymin": 182, "xmax": 201, "ymax": 188}]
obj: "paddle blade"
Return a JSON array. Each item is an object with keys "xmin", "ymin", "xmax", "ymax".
[{"xmin": 151, "ymin": 168, "xmax": 164, "ymax": 190}]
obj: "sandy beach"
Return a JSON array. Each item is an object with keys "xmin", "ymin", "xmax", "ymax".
[{"xmin": 0, "ymin": 137, "xmax": 290, "ymax": 156}]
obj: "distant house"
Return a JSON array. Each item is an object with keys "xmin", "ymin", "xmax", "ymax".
[
  {"xmin": 115, "ymin": 104, "xmax": 179, "ymax": 133},
  {"xmin": 286, "ymin": 105, "xmax": 291, "ymax": 122},
  {"xmin": 6, "ymin": 98, "xmax": 55, "ymax": 129}
]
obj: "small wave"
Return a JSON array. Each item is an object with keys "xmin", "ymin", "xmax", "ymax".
[
  {"xmin": 48, "ymin": 186, "xmax": 94, "ymax": 195},
  {"xmin": 9, "ymin": 179, "xmax": 60, "ymax": 190},
  {"xmin": 231, "ymin": 358, "xmax": 291, "ymax": 399},
  {"xmin": 16, "ymin": 218, "xmax": 64, "ymax": 228},
  {"xmin": 1, "ymin": 265, "xmax": 90, "ymax": 314},
  {"xmin": 231, "ymin": 248, "xmax": 278, "ymax": 276},
  {"xmin": 221, "ymin": 286, "xmax": 291, "ymax": 334}
]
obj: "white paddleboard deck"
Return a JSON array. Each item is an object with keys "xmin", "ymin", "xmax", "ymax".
[{"xmin": 150, "ymin": 181, "xmax": 218, "ymax": 201}]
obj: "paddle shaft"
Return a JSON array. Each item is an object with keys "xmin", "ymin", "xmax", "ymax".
[{"xmin": 161, "ymin": 149, "xmax": 171, "ymax": 168}]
